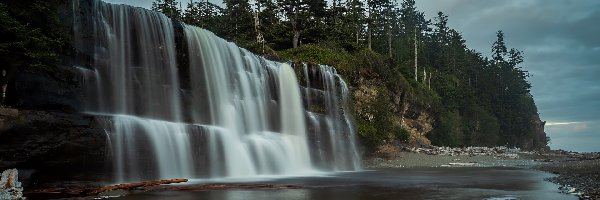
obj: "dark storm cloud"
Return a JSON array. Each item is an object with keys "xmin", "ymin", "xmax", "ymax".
[{"xmin": 417, "ymin": 0, "xmax": 600, "ymax": 151}]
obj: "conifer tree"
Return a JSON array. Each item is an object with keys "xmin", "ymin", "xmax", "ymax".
[
  {"xmin": 345, "ymin": 0, "xmax": 365, "ymax": 45},
  {"xmin": 223, "ymin": 0, "xmax": 254, "ymax": 43},
  {"xmin": 152, "ymin": 0, "xmax": 181, "ymax": 20}
]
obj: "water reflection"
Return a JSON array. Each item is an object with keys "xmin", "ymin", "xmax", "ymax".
[{"xmin": 114, "ymin": 168, "xmax": 576, "ymax": 200}]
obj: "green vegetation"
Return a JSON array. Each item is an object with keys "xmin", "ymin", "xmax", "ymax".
[
  {"xmin": 152, "ymin": 0, "xmax": 547, "ymax": 150},
  {"xmin": 0, "ymin": 0, "xmax": 66, "ymax": 70},
  {"xmin": 0, "ymin": 0, "xmax": 547, "ymax": 151},
  {"xmin": 0, "ymin": 0, "xmax": 67, "ymax": 105},
  {"xmin": 0, "ymin": 0, "xmax": 546, "ymax": 150}
]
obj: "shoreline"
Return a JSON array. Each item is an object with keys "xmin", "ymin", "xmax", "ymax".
[
  {"xmin": 7, "ymin": 146, "xmax": 599, "ymax": 199},
  {"xmin": 365, "ymin": 145, "xmax": 536, "ymax": 168},
  {"xmin": 365, "ymin": 151, "xmax": 537, "ymax": 169},
  {"xmin": 533, "ymin": 151, "xmax": 600, "ymax": 200},
  {"xmin": 365, "ymin": 146, "xmax": 600, "ymax": 200}
]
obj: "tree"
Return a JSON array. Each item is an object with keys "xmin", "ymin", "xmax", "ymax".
[
  {"xmin": 399, "ymin": 0, "xmax": 429, "ymax": 82},
  {"xmin": 365, "ymin": 0, "xmax": 386, "ymax": 50},
  {"xmin": 345, "ymin": 0, "xmax": 365, "ymax": 45},
  {"xmin": 325, "ymin": 0, "xmax": 346, "ymax": 42},
  {"xmin": 382, "ymin": 1, "xmax": 398, "ymax": 57},
  {"xmin": 222, "ymin": 0, "xmax": 254, "ymax": 43},
  {"xmin": 302, "ymin": 0, "xmax": 327, "ymax": 44},
  {"xmin": 432, "ymin": 12, "xmax": 449, "ymax": 71},
  {"xmin": 365, "ymin": 0, "xmax": 387, "ymax": 50},
  {"xmin": 183, "ymin": 0, "xmax": 200, "ymax": 25},
  {"xmin": 433, "ymin": 12, "xmax": 449, "ymax": 45},
  {"xmin": 256, "ymin": 0, "xmax": 280, "ymax": 47},
  {"xmin": 492, "ymin": 30, "xmax": 507, "ymax": 63},
  {"xmin": 152, "ymin": 0, "xmax": 181, "ymax": 20},
  {"xmin": 277, "ymin": 0, "xmax": 302, "ymax": 48},
  {"xmin": 0, "ymin": 0, "xmax": 65, "ymax": 105},
  {"xmin": 277, "ymin": 0, "xmax": 327, "ymax": 48},
  {"xmin": 0, "ymin": 1, "xmax": 63, "ymax": 69}
]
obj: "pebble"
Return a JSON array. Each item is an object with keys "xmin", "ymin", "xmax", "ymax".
[{"xmin": 403, "ymin": 146, "xmax": 522, "ymax": 158}]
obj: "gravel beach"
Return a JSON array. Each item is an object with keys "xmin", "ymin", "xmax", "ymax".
[
  {"xmin": 533, "ymin": 152, "xmax": 600, "ymax": 200},
  {"xmin": 365, "ymin": 146, "xmax": 600, "ymax": 200},
  {"xmin": 365, "ymin": 151, "xmax": 538, "ymax": 168},
  {"xmin": 365, "ymin": 146, "xmax": 536, "ymax": 168}
]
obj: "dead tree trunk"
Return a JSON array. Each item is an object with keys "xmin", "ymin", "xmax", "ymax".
[
  {"xmin": 414, "ymin": 28, "xmax": 418, "ymax": 82},
  {"xmin": 428, "ymin": 72, "xmax": 432, "ymax": 89}
]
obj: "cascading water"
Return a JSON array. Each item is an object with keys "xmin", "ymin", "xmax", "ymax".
[
  {"xmin": 73, "ymin": 0, "xmax": 191, "ymax": 182},
  {"xmin": 72, "ymin": 0, "xmax": 360, "ymax": 182},
  {"xmin": 183, "ymin": 26, "xmax": 313, "ymax": 177},
  {"xmin": 303, "ymin": 65, "xmax": 362, "ymax": 171}
]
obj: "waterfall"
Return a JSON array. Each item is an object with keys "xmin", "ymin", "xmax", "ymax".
[
  {"xmin": 303, "ymin": 65, "xmax": 362, "ymax": 171},
  {"xmin": 73, "ymin": 0, "xmax": 360, "ymax": 182}
]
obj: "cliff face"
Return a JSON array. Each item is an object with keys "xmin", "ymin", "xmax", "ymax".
[
  {"xmin": 527, "ymin": 113, "xmax": 550, "ymax": 151},
  {"xmin": 0, "ymin": 0, "xmax": 102, "ymax": 171},
  {"xmin": 347, "ymin": 61, "xmax": 548, "ymax": 152},
  {"xmin": 0, "ymin": 0, "xmax": 106, "ymax": 180},
  {"xmin": 353, "ymin": 81, "xmax": 549, "ymax": 151},
  {"xmin": 352, "ymin": 75, "xmax": 435, "ymax": 147},
  {"xmin": 395, "ymin": 100, "xmax": 434, "ymax": 146},
  {"xmin": 0, "ymin": 108, "xmax": 107, "ymax": 177}
]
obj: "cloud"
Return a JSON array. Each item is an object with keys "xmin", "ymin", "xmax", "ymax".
[
  {"xmin": 417, "ymin": 1, "xmax": 600, "ymax": 118},
  {"xmin": 545, "ymin": 120, "xmax": 599, "ymax": 152},
  {"xmin": 546, "ymin": 121, "xmax": 589, "ymax": 131},
  {"xmin": 416, "ymin": 0, "xmax": 600, "ymax": 152},
  {"xmin": 546, "ymin": 122, "xmax": 583, "ymax": 126}
]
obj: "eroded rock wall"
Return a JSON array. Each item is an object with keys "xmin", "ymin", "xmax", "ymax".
[{"xmin": 353, "ymin": 76, "xmax": 435, "ymax": 146}]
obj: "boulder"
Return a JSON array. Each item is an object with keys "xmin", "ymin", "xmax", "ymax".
[{"xmin": 0, "ymin": 169, "xmax": 24, "ymax": 200}]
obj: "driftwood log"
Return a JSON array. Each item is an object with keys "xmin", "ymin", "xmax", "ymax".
[
  {"xmin": 28, "ymin": 179, "xmax": 303, "ymax": 198},
  {"xmin": 89, "ymin": 178, "xmax": 188, "ymax": 195},
  {"xmin": 143, "ymin": 183, "xmax": 303, "ymax": 192}
]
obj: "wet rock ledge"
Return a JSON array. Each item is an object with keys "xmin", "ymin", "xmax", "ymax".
[{"xmin": 0, "ymin": 108, "xmax": 108, "ymax": 185}]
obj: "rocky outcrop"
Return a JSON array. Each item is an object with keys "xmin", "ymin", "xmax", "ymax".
[
  {"xmin": 0, "ymin": 109, "xmax": 106, "ymax": 172},
  {"xmin": 525, "ymin": 113, "xmax": 549, "ymax": 151},
  {"xmin": 4, "ymin": 66, "xmax": 85, "ymax": 112},
  {"xmin": 2, "ymin": 0, "xmax": 87, "ymax": 112},
  {"xmin": 394, "ymin": 99, "xmax": 434, "ymax": 146},
  {"xmin": 353, "ymin": 77, "xmax": 435, "ymax": 146},
  {"xmin": 0, "ymin": 169, "xmax": 24, "ymax": 200}
]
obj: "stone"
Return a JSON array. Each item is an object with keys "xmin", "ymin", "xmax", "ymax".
[
  {"xmin": 0, "ymin": 110, "xmax": 107, "ymax": 172},
  {"xmin": 0, "ymin": 108, "xmax": 18, "ymax": 118},
  {"xmin": 4, "ymin": 66, "xmax": 84, "ymax": 111},
  {"xmin": 0, "ymin": 169, "xmax": 24, "ymax": 200},
  {"xmin": 448, "ymin": 162, "xmax": 477, "ymax": 167}
]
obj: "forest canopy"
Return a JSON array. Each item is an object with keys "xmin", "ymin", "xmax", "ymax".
[
  {"xmin": 0, "ymin": 0, "xmax": 546, "ymax": 150},
  {"xmin": 155, "ymin": 0, "xmax": 545, "ymax": 149}
]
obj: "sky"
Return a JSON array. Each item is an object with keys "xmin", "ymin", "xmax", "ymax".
[
  {"xmin": 414, "ymin": 0, "xmax": 600, "ymax": 152},
  {"xmin": 104, "ymin": 0, "xmax": 600, "ymax": 152}
]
